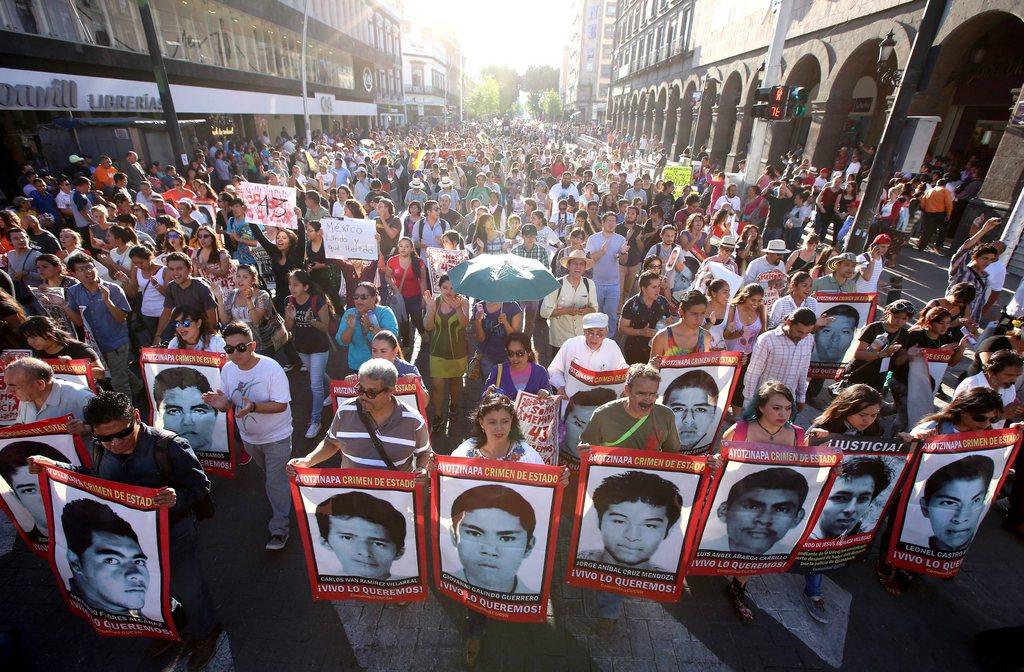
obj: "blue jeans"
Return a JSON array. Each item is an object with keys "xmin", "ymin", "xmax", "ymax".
[
  {"xmin": 595, "ymin": 283, "xmax": 621, "ymax": 338},
  {"xmin": 783, "ymin": 224, "xmax": 803, "ymax": 252},
  {"xmin": 170, "ymin": 516, "xmax": 218, "ymax": 637},
  {"xmin": 804, "ymin": 572, "xmax": 823, "ymax": 597},
  {"xmin": 298, "ymin": 351, "xmax": 330, "ymax": 423},
  {"xmin": 595, "ymin": 589, "xmax": 624, "ymax": 619}
]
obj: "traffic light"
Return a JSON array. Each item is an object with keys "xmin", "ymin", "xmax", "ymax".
[
  {"xmin": 787, "ymin": 86, "xmax": 808, "ymax": 118},
  {"xmin": 751, "ymin": 85, "xmax": 787, "ymax": 120}
]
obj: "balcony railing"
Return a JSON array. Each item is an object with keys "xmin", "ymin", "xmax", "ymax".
[{"xmin": 406, "ymin": 84, "xmax": 447, "ymax": 97}]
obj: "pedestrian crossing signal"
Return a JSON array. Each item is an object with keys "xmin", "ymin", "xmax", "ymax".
[
  {"xmin": 787, "ymin": 86, "xmax": 808, "ymax": 118},
  {"xmin": 752, "ymin": 86, "xmax": 788, "ymax": 120}
]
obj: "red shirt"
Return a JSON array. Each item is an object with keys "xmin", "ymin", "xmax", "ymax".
[{"xmin": 387, "ymin": 255, "xmax": 425, "ymax": 298}]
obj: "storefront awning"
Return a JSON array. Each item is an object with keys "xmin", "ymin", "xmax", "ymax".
[{"xmin": 50, "ymin": 117, "xmax": 207, "ymax": 129}]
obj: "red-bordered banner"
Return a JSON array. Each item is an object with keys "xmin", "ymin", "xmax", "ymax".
[
  {"xmin": 45, "ymin": 358, "xmax": 98, "ymax": 392},
  {"xmin": 0, "ymin": 418, "xmax": 89, "ymax": 556},
  {"xmin": 688, "ymin": 441, "xmax": 840, "ymax": 575},
  {"xmin": 809, "ymin": 292, "xmax": 878, "ymax": 380},
  {"xmin": 886, "ymin": 428, "xmax": 1021, "ymax": 578},
  {"xmin": 657, "ymin": 352, "xmax": 743, "ymax": 455},
  {"xmin": 566, "ymin": 361, "xmax": 628, "ymax": 397},
  {"xmin": 565, "ymin": 447, "xmax": 707, "ymax": 601},
  {"xmin": 794, "ymin": 435, "xmax": 915, "ymax": 573},
  {"xmin": 906, "ymin": 348, "xmax": 954, "ymax": 429},
  {"xmin": 139, "ymin": 348, "xmax": 236, "ymax": 478},
  {"xmin": 39, "ymin": 466, "xmax": 178, "ymax": 640},
  {"xmin": 431, "ymin": 456, "xmax": 564, "ymax": 622},
  {"xmin": 330, "ymin": 376, "xmax": 430, "ymax": 430},
  {"xmin": 515, "ymin": 391, "xmax": 560, "ymax": 466},
  {"xmin": 0, "ymin": 349, "xmax": 33, "ymax": 425},
  {"xmin": 290, "ymin": 467, "xmax": 428, "ymax": 602}
]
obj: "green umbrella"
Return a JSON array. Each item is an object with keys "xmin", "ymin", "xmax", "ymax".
[{"xmin": 447, "ymin": 253, "xmax": 559, "ymax": 302}]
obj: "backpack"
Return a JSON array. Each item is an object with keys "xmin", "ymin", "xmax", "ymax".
[
  {"xmin": 418, "ymin": 216, "xmax": 449, "ymax": 242},
  {"xmin": 92, "ymin": 431, "xmax": 216, "ymax": 520}
]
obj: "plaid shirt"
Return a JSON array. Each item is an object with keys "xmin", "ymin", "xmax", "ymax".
[
  {"xmin": 948, "ymin": 244, "xmax": 987, "ymax": 324},
  {"xmin": 743, "ymin": 326, "xmax": 814, "ymax": 404},
  {"xmin": 511, "ymin": 242, "xmax": 549, "ymax": 267}
]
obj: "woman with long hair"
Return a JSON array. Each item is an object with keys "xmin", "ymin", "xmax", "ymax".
[
  {"xmin": 385, "ymin": 237, "xmax": 429, "ymax": 350},
  {"xmin": 20, "ymin": 315, "xmax": 104, "ymax": 382},
  {"xmin": 678, "ymin": 212, "xmax": 709, "ymax": 260},
  {"xmin": 0, "ymin": 288, "xmax": 28, "ymax": 349},
  {"xmin": 786, "ymin": 234, "xmax": 820, "ymax": 274},
  {"xmin": 482, "ymin": 332, "xmax": 551, "ymax": 399},
  {"xmin": 719, "ymin": 381, "xmax": 805, "ymax": 622},
  {"xmin": 368, "ymin": 329, "xmax": 421, "ymax": 377},
  {"xmin": 191, "ymin": 224, "xmax": 233, "ymax": 289},
  {"xmin": 875, "ymin": 387, "xmax": 1004, "ymax": 597},
  {"xmin": 650, "ymin": 289, "xmax": 710, "ymax": 362},
  {"xmin": 32, "ymin": 254, "xmax": 78, "ymax": 335},
  {"xmin": 735, "ymin": 225, "xmax": 762, "ymax": 275},
  {"xmin": 424, "ymin": 273, "xmax": 469, "ymax": 433},
  {"xmin": 166, "ymin": 306, "xmax": 225, "ymax": 353},
  {"xmin": 303, "ymin": 220, "xmax": 342, "ymax": 311},
  {"xmin": 723, "ymin": 283, "xmax": 767, "ymax": 415},
  {"xmin": 285, "ymin": 269, "xmax": 334, "ymax": 439},
  {"xmin": 704, "ymin": 278, "xmax": 731, "ymax": 347},
  {"xmin": 251, "ymin": 221, "xmax": 306, "ymax": 313},
  {"xmin": 337, "ymin": 281, "xmax": 400, "ymax": 373},
  {"xmin": 401, "ymin": 200, "xmax": 423, "ymax": 239}
]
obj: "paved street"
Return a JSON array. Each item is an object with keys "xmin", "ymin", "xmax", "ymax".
[{"xmin": 2, "ymin": 249, "xmax": 1021, "ymax": 672}]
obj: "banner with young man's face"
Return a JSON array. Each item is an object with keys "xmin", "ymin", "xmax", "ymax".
[
  {"xmin": 565, "ymin": 447, "xmax": 706, "ymax": 601},
  {"xmin": 688, "ymin": 441, "xmax": 840, "ymax": 576},
  {"xmin": 794, "ymin": 435, "xmax": 915, "ymax": 572},
  {"xmin": 0, "ymin": 419, "xmax": 89, "ymax": 556},
  {"xmin": 140, "ymin": 349, "xmax": 235, "ymax": 478},
  {"xmin": 290, "ymin": 467, "xmax": 427, "ymax": 602},
  {"xmin": 657, "ymin": 352, "xmax": 743, "ymax": 456},
  {"xmin": 809, "ymin": 293, "xmax": 878, "ymax": 380},
  {"xmin": 330, "ymin": 376, "xmax": 429, "ymax": 429},
  {"xmin": 432, "ymin": 456, "xmax": 565, "ymax": 622},
  {"xmin": 887, "ymin": 428, "xmax": 1021, "ymax": 579},
  {"xmin": 44, "ymin": 358, "xmax": 97, "ymax": 391},
  {"xmin": 39, "ymin": 466, "xmax": 178, "ymax": 640},
  {"xmin": 906, "ymin": 348, "xmax": 953, "ymax": 430}
]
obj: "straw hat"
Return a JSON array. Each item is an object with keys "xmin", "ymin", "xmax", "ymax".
[
  {"xmin": 559, "ymin": 248, "xmax": 595, "ymax": 270},
  {"xmin": 764, "ymin": 239, "xmax": 789, "ymax": 254},
  {"xmin": 439, "ymin": 176, "xmax": 454, "ymax": 189}
]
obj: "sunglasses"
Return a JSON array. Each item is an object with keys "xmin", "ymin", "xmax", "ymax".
[
  {"xmin": 167, "ymin": 233, "xmax": 182, "ymax": 240},
  {"xmin": 969, "ymin": 413, "xmax": 999, "ymax": 424},
  {"xmin": 198, "ymin": 233, "xmax": 213, "ymax": 240},
  {"xmin": 173, "ymin": 319, "xmax": 193, "ymax": 328},
  {"xmin": 356, "ymin": 384, "xmax": 390, "ymax": 398},
  {"xmin": 353, "ymin": 294, "xmax": 371, "ymax": 300},
  {"xmin": 95, "ymin": 420, "xmax": 135, "ymax": 443},
  {"xmin": 223, "ymin": 341, "xmax": 253, "ymax": 354},
  {"xmin": 506, "ymin": 349, "xmax": 527, "ymax": 358}
]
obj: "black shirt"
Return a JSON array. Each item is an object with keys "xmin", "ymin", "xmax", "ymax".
[
  {"xmin": 620, "ymin": 294, "xmax": 672, "ymax": 364},
  {"xmin": 966, "ymin": 335, "xmax": 1014, "ymax": 377},
  {"xmin": 32, "ymin": 339, "xmax": 99, "ymax": 363},
  {"xmin": 891, "ymin": 329, "xmax": 943, "ymax": 384},
  {"xmin": 847, "ymin": 321, "xmax": 909, "ymax": 387},
  {"xmin": 762, "ymin": 192, "xmax": 795, "ymax": 229},
  {"xmin": 29, "ymin": 229, "xmax": 60, "ymax": 255}
]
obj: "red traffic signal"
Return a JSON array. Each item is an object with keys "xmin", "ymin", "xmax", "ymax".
[{"xmin": 752, "ymin": 85, "xmax": 788, "ymax": 120}]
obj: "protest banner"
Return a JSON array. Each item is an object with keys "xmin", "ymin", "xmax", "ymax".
[
  {"xmin": 0, "ymin": 418, "xmax": 89, "ymax": 556},
  {"xmin": 140, "ymin": 349, "xmax": 236, "ymax": 478},
  {"xmin": 886, "ymin": 428, "xmax": 1021, "ymax": 579},
  {"xmin": 688, "ymin": 441, "xmax": 840, "ymax": 576},
  {"xmin": 79, "ymin": 307, "xmax": 103, "ymax": 361},
  {"xmin": 565, "ymin": 361, "xmax": 628, "ymax": 400},
  {"xmin": 751, "ymin": 268, "xmax": 789, "ymax": 312},
  {"xmin": 40, "ymin": 466, "xmax": 178, "ymax": 640},
  {"xmin": 330, "ymin": 376, "xmax": 429, "ymax": 429},
  {"xmin": 426, "ymin": 248, "xmax": 470, "ymax": 294},
  {"xmin": 566, "ymin": 447, "xmax": 706, "ymax": 601},
  {"xmin": 794, "ymin": 435, "xmax": 914, "ymax": 572},
  {"xmin": 45, "ymin": 358, "xmax": 97, "ymax": 392},
  {"xmin": 906, "ymin": 348, "xmax": 953, "ymax": 429},
  {"xmin": 321, "ymin": 216, "xmax": 379, "ymax": 261},
  {"xmin": 662, "ymin": 162, "xmax": 693, "ymax": 198},
  {"xmin": 809, "ymin": 293, "xmax": 878, "ymax": 379},
  {"xmin": 658, "ymin": 352, "xmax": 743, "ymax": 455},
  {"xmin": 251, "ymin": 246, "xmax": 276, "ymax": 294},
  {"xmin": 692, "ymin": 260, "xmax": 743, "ymax": 297},
  {"xmin": 560, "ymin": 362, "xmax": 628, "ymax": 468},
  {"xmin": 0, "ymin": 349, "xmax": 32, "ymax": 426},
  {"xmin": 291, "ymin": 466, "xmax": 427, "ymax": 602},
  {"xmin": 514, "ymin": 391, "xmax": 560, "ymax": 466},
  {"xmin": 432, "ymin": 456, "xmax": 564, "ymax": 622},
  {"xmin": 238, "ymin": 181, "xmax": 298, "ymax": 229},
  {"xmin": 32, "ymin": 285, "xmax": 77, "ymax": 335}
]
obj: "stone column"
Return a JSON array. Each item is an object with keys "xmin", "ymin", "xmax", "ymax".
[
  {"xmin": 652, "ymin": 107, "xmax": 665, "ymax": 149},
  {"xmin": 662, "ymin": 101, "xmax": 677, "ymax": 157},
  {"xmin": 726, "ymin": 110, "xmax": 746, "ymax": 172},
  {"xmin": 672, "ymin": 107, "xmax": 689, "ymax": 160}
]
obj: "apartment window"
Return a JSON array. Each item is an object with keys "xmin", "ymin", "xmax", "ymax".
[
  {"xmin": 412, "ymin": 63, "xmax": 424, "ymax": 88},
  {"xmin": 604, "ymin": 24, "xmax": 614, "ymax": 39},
  {"xmin": 606, "ymin": 2, "xmax": 616, "ymax": 15}
]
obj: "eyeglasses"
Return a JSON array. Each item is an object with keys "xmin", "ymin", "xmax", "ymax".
[
  {"xmin": 173, "ymin": 319, "xmax": 193, "ymax": 328},
  {"xmin": 94, "ymin": 420, "xmax": 135, "ymax": 443},
  {"xmin": 223, "ymin": 341, "xmax": 253, "ymax": 354},
  {"xmin": 506, "ymin": 349, "xmax": 527, "ymax": 358},
  {"xmin": 353, "ymin": 294, "xmax": 371, "ymax": 300},
  {"xmin": 198, "ymin": 233, "xmax": 213, "ymax": 240},
  {"xmin": 356, "ymin": 384, "xmax": 390, "ymax": 398}
]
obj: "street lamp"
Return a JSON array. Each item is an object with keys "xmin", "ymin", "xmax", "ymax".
[{"xmin": 877, "ymin": 30, "xmax": 901, "ymax": 88}]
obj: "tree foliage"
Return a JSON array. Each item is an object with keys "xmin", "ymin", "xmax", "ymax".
[
  {"xmin": 540, "ymin": 90, "xmax": 563, "ymax": 121},
  {"xmin": 464, "ymin": 76, "xmax": 501, "ymax": 119},
  {"xmin": 480, "ymin": 65, "xmax": 520, "ymax": 114},
  {"xmin": 521, "ymin": 65, "xmax": 559, "ymax": 92},
  {"xmin": 526, "ymin": 92, "xmax": 543, "ymax": 119}
]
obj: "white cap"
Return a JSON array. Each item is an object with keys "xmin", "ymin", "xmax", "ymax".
[{"xmin": 582, "ymin": 313, "xmax": 609, "ymax": 329}]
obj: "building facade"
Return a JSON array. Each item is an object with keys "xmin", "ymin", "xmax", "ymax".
[
  {"xmin": 401, "ymin": 28, "xmax": 461, "ymax": 126},
  {"xmin": 0, "ymin": 0, "xmax": 402, "ymax": 184},
  {"xmin": 564, "ymin": 0, "xmax": 618, "ymax": 121},
  {"xmin": 608, "ymin": 0, "xmax": 1024, "ymax": 272}
]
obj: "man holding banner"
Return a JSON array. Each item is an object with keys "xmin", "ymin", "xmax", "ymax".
[{"xmin": 28, "ymin": 391, "xmax": 221, "ymax": 668}]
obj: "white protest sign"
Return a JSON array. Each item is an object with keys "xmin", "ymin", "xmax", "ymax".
[
  {"xmin": 321, "ymin": 217, "xmax": 379, "ymax": 261},
  {"xmin": 238, "ymin": 182, "xmax": 299, "ymax": 229}
]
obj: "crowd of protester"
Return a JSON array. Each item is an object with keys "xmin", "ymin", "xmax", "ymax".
[{"xmin": 3, "ymin": 117, "xmax": 1022, "ymax": 671}]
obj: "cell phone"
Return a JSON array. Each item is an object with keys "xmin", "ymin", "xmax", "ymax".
[{"xmin": 961, "ymin": 326, "xmax": 978, "ymax": 347}]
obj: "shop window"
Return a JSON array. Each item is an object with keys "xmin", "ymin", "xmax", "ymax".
[
  {"xmin": 102, "ymin": 0, "xmax": 143, "ymax": 51},
  {"xmin": 74, "ymin": 0, "xmax": 111, "ymax": 46},
  {"xmin": 40, "ymin": 0, "xmax": 82, "ymax": 41}
]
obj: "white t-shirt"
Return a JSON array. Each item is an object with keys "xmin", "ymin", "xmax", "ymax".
[
  {"xmin": 855, "ymin": 252, "xmax": 884, "ymax": 293},
  {"xmin": 954, "ymin": 372, "xmax": 1015, "ymax": 429},
  {"xmin": 220, "ymin": 355, "xmax": 293, "ymax": 444},
  {"xmin": 985, "ymin": 260, "xmax": 1007, "ymax": 304},
  {"xmin": 167, "ymin": 334, "xmax": 226, "ymax": 354},
  {"xmin": 135, "ymin": 266, "xmax": 168, "ymax": 317}
]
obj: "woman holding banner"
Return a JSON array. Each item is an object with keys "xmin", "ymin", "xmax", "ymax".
[
  {"xmin": 20, "ymin": 315, "xmax": 104, "ymax": 383},
  {"xmin": 482, "ymin": 332, "xmax": 551, "ymax": 399},
  {"xmin": 717, "ymin": 381, "xmax": 806, "ymax": 622},
  {"xmin": 250, "ymin": 222, "xmax": 306, "ymax": 314},
  {"xmin": 874, "ymin": 387, "xmax": 1004, "ymax": 597},
  {"xmin": 166, "ymin": 306, "xmax": 226, "ymax": 354},
  {"xmin": 802, "ymin": 385, "xmax": 885, "ymax": 623}
]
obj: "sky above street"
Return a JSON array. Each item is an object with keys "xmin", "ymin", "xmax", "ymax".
[{"xmin": 404, "ymin": 0, "xmax": 572, "ymax": 75}]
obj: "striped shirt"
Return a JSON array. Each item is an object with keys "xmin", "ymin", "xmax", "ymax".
[{"xmin": 328, "ymin": 397, "xmax": 431, "ymax": 470}]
